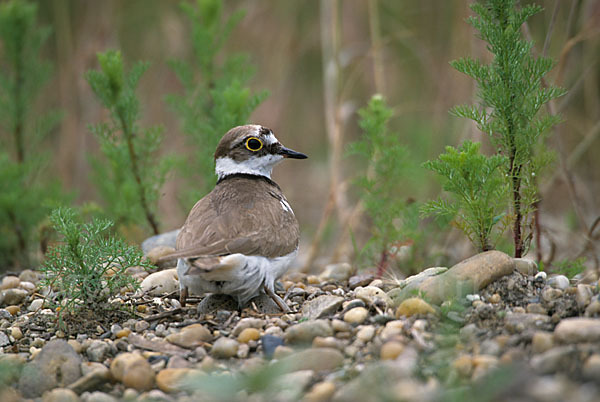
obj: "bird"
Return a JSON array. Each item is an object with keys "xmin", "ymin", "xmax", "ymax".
[{"xmin": 165, "ymin": 124, "xmax": 307, "ymax": 312}]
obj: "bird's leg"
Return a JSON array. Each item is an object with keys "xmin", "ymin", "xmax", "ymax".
[
  {"xmin": 264, "ymin": 285, "xmax": 291, "ymax": 313},
  {"xmin": 180, "ymin": 286, "xmax": 188, "ymax": 307}
]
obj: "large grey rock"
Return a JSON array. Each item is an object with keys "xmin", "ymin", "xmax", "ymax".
[
  {"xmin": 388, "ymin": 251, "xmax": 515, "ymax": 306},
  {"xmin": 141, "ymin": 229, "xmax": 180, "ymax": 254},
  {"xmin": 18, "ymin": 339, "xmax": 82, "ymax": 398}
]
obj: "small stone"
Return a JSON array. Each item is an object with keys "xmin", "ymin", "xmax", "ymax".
[
  {"xmin": 331, "ymin": 319, "xmax": 351, "ymax": 333},
  {"xmin": 141, "ymin": 229, "xmax": 179, "ymax": 253},
  {"xmin": 237, "ymin": 328, "xmax": 260, "ymax": 343},
  {"xmin": 5, "ymin": 305, "xmax": 19, "ymax": 315},
  {"xmin": 210, "ymin": 337, "xmax": 239, "ymax": 359},
  {"xmin": 505, "ymin": 313, "xmax": 552, "ymax": 333},
  {"xmin": 318, "ymin": 262, "xmax": 353, "ymax": 282},
  {"xmin": 531, "ymin": 331, "xmax": 554, "ymax": 354},
  {"xmin": 554, "ymin": 317, "xmax": 600, "ymax": 343},
  {"xmin": 134, "ymin": 321, "xmax": 150, "ymax": 333},
  {"xmin": 453, "ymin": 354, "xmax": 473, "ymax": 377},
  {"xmin": 356, "ymin": 325, "xmax": 376, "ymax": 342},
  {"xmin": 145, "ymin": 245, "xmax": 176, "ymax": 265},
  {"xmin": 585, "ymin": 300, "xmax": 600, "ymax": 317},
  {"xmin": 471, "ymin": 355, "xmax": 498, "ymax": 380},
  {"xmin": 547, "ymin": 275, "xmax": 570, "ymax": 290},
  {"xmin": 488, "ymin": 293, "xmax": 501, "ymax": 304},
  {"xmin": 312, "ymin": 336, "xmax": 342, "ymax": 350},
  {"xmin": 304, "ymin": 381, "xmax": 336, "ymax": 402},
  {"xmin": 285, "ymin": 320, "xmax": 333, "ymax": 344},
  {"xmin": 165, "ymin": 324, "xmax": 212, "ymax": 349},
  {"xmin": 231, "ymin": 318, "xmax": 266, "ymax": 337},
  {"xmin": 155, "ymin": 368, "xmax": 195, "ymax": 393},
  {"xmin": 1, "ymin": 289, "xmax": 28, "ymax": 305},
  {"xmin": 395, "ymin": 297, "xmax": 435, "ymax": 318},
  {"xmin": 18, "ymin": 340, "xmax": 82, "ymax": 398},
  {"xmin": 19, "ymin": 281, "xmax": 35, "ymax": 292},
  {"xmin": 261, "ymin": 335, "xmax": 284, "ymax": 359},
  {"xmin": 86, "ymin": 340, "xmax": 110, "ymax": 362},
  {"xmin": 140, "ymin": 269, "xmax": 179, "ymax": 296},
  {"xmin": 354, "ymin": 286, "xmax": 392, "ymax": 307},
  {"xmin": 273, "ymin": 345, "xmax": 294, "ymax": 360},
  {"xmin": 1, "ymin": 276, "xmax": 20, "ymax": 290},
  {"xmin": 237, "ymin": 343, "xmax": 250, "ymax": 359},
  {"xmin": 526, "ymin": 303, "xmax": 548, "ymax": 315},
  {"xmin": 19, "ymin": 269, "xmax": 40, "ymax": 283},
  {"xmin": 531, "ymin": 345, "xmax": 576, "ymax": 374},
  {"xmin": 306, "ymin": 275, "xmax": 320, "ymax": 285},
  {"xmin": 380, "ymin": 341, "xmax": 404, "ymax": 360},
  {"xmin": 348, "ymin": 274, "xmax": 375, "ymax": 289},
  {"xmin": 575, "ymin": 284, "xmax": 594, "ymax": 309},
  {"xmin": 42, "ymin": 388, "xmax": 80, "ymax": 402},
  {"xmin": 302, "ymin": 295, "xmax": 344, "ymax": 319},
  {"xmin": 10, "ymin": 327, "xmax": 22, "ymax": 340},
  {"xmin": 81, "ymin": 391, "xmax": 117, "ymax": 402},
  {"xmin": 583, "ymin": 354, "xmax": 600, "ymax": 381},
  {"xmin": 514, "ymin": 258, "xmax": 538, "ymax": 275},
  {"xmin": 110, "ymin": 353, "xmax": 154, "ymax": 391},
  {"xmin": 380, "ymin": 320, "xmax": 405, "ymax": 340},
  {"xmin": 29, "ymin": 299, "xmax": 44, "ymax": 312},
  {"xmin": 534, "ymin": 271, "xmax": 547, "ymax": 281},
  {"xmin": 67, "ymin": 340, "xmax": 82, "ymax": 354},
  {"xmin": 343, "ymin": 307, "xmax": 369, "ymax": 324},
  {"xmin": 68, "ymin": 365, "xmax": 110, "ymax": 394},
  {"xmin": 116, "ymin": 328, "xmax": 131, "ymax": 339},
  {"xmin": 280, "ymin": 347, "xmax": 344, "ymax": 372}
]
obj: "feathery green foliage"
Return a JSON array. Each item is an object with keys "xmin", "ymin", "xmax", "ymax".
[
  {"xmin": 450, "ymin": 0, "xmax": 566, "ymax": 257},
  {"xmin": 421, "ymin": 141, "xmax": 508, "ymax": 252},
  {"xmin": 348, "ymin": 95, "xmax": 417, "ymax": 271},
  {"xmin": 86, "ymin": 50, "xmax": 175, "ymax": 236},
  {"xmin": 166, "ymin": 0, "xmax": 268, "ymax": 204},
  {"xmin": 0, "ymin": 0, "xmax": 64, "ymax": 269},
  {"xmin": 40, "ymin": 207, "xmax": 152, "ymax": 316}
]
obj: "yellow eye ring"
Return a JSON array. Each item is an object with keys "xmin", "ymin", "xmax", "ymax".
[{"xmin": 245, "ymin": 137, "xmax": 263, "ymax": 152}]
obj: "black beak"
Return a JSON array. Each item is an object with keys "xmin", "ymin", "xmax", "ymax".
[{"xmin": 279, "ymin": 146, "xmax": 308, "ymax": 159}]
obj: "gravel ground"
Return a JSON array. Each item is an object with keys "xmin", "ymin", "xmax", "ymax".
[{"xmin": 0, "ymin": 250, "xmax": 599, "ymax": 402}]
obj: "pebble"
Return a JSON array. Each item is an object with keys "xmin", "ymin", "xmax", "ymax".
[
  {"xmin": 318, "ymin": 262, "xmax": 353, "ymax": 282},
  {"xmin": 1, "ymin": 276, "xmax": 20, "ymax": 290},
  {"xmin": 210, "ymin": 337, "xmax": 239, "ymax": 359},
  {"xmin": 10, "ymin": 326, "xmax": 22, "ymax": 340},
  {"xmin": 139, "ymin": 269, "xmax": 179, "ymax": 296},
  {"xmin": 505, "ymin": 313, "xmax": 552, "ymax": 333},
  {"xmin": 301, "ymin": 295, "xmax": 344, "ymax": 319},
  {"xmin": 237, "ymin": 328, "xmax": 260, "ymax": 343},
  {"xmin": 348, "ymin": 273, "xmax": 375, "ymax": 289},
  {"xmin": 86, "ymin": 340, "xmax": 110, "ymax": 362},
  {"xmin": 471, "ymin": 354, "xmax": 498, "ymax": 380},
  {"xmin": 582, "ymin": 354, "xmax": 600, "ymax": 381},
  {"xmin": 18, "ymin": 340, "xmax": 82, "ymax": 398},
  {"xmin": 110, "ymin": 353, "xmax": 154, "ymax": 391},
  {"xmin": 19, "ymin": 269, "xmax": 40, "ymax": 283},
  {"xmin": 0, "ymin": 289, "xmax": 29, "ymax": 305},
  {"xmin": 165, "ymin": 324, "xmax": 212, "ymax": 348},
  {"xmin": 395, "ymin": 297, "xmax": 435, "ymax": 318},
  {"xmin": 488, "ymin": 293, "xmax": 501, "ymax": 304},
  {"xmin": 232, "ymin": 318, "xmax": 265, "ymax": 336},
  {"xmin": 453, "ymin": 354, "xmax": 473, "ymax": 377},
  {"xmin": 80, "ymin": 391, "xmax": 117, "ymax": 402},
  {"xmin": 343, "ymin": 307, "xmax": 369, "ymax": 324},
  {"xmin": 285, "ymin": 320, "xmax": 333, "ymax": 344},
  {"xmin": 542, "ymin": 287, "xmax": 563, "ymax": 301},
  {"xmin": 5, "ymin": 305, "xmax": 19, "ymax": 315},
  {"xmin": 575, "ymin": 284, "xmax": 593, "ymax": 309},
  {"xmin": 547, "ymin": 275, "xmax": 570, "ymax": 290},
  {"xmin": 534, "ymin": 271, "xmax": 547, "ymax": 281},
  {"xmin": 380, "ymin": 341, "xmax": 404, "ymax": 360},
  {"xmin": 155, "ymin": 368, "xmax": 195, "ymax": 393},
  {"xmin": 304, "ymin": 381, "xmax": 337, "ymax": 402},
  {"xmin": 554, "ymin": 317, "xmax": 600, "ymax": 343},
  {"xmin": 526, "ymin": 303, "xmax": 548, "ymax": 315},
  {"xmin": 531, "ymin": 345, "xmax": 576, "ymax": 374},
  {"xmin": 514, "ymin": 258, "xmax": 538, "ymax": 275},
  {"xmin": 69, "ymin": 366, "xmax": 110, "ymax": 394},
  {"xmin": 29, "ymin": 298, "xmax": 44, "ymax": 312},
  {"xmin": 312, "ymin": 336, "xmax": 343, "ymax": 350},
  {"xmin": 280, "ymin": 347, "xmax": 344, "ymax": 372},
  {"xmin": 585, "ymin": 300, "xmax": 600, "ymax": 317},
  {"xmin": 356, "ymin": 325, "xmax": 376, "ymax": 342},
  {"xmin": 261, "ymin": 335, "xmax": 284, "ymax": 359},
  {"xmin": 42, "ymin": 388, "xmax": 80, "ymax": 402},
  {"xmin": 354, "ymin": 286, "xmax": 392, "ymax": 307},
  {"xmin": 531, "ymin": 331, "xmax": 554, "ymax": 354}
]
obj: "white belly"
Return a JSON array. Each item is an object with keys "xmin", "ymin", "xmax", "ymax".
[{"xmin": 177, "ymin": 250, "xmax": 297, "ymax": 306}]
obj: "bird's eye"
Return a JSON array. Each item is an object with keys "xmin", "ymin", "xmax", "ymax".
[{"xmin": 245, "ymin": 137, "xmax": 263, "ymax": 152}]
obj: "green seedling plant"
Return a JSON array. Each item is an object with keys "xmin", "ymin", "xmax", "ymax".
[
  {"xmin": 86, "ymin": 50, "xmax": 174, "ymax": 236},
  {"xmin": 41, "ymin": 207, "xmax": 152, "ymax": 318},
  {"xmin": 167, "ymin": 0, "xmax": 268, "ymax": 204},
  {"xmin": 421, "ymin": 141, "xmax": 508, "ymax": 252},
  {"xmin": 450, "ymin": 0, "xmax": 565, "ymax": 257},
  {"xmin": 0, "ymin": 0, "xmax": 64, "ymax": 268},
  {"xmin": 348, "ymin": 95, "xmax": 417, "ymax": 276}
]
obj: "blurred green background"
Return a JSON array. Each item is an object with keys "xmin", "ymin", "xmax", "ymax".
[{"xmin": 5, "ymin": 0, "xmax": 600, "ymax": 270}]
